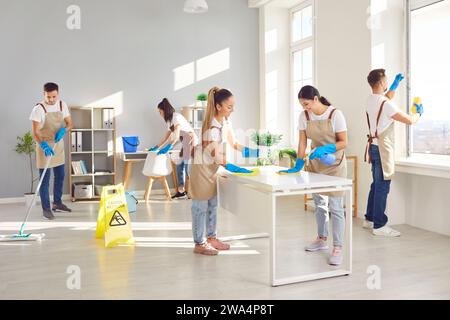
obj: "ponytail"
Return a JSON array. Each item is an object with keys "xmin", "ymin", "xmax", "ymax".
[
  {"xmin": 201, "ymin": 87, "xmax": 233, "ymax": 142},
  {"xmin": 157, "ymin": 98, "xmax": 175, "ymax": 123},
  {"xmin": 319, "ymin": 96, "xmax": 331, "ymax": 106},
  {"xmin": 298, "ymin": 85, "xmax": 331, "ymax": 106}
]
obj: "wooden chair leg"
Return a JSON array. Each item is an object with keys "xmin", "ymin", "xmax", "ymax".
[
  {"xmin": 304, "ymin": 194, "xmax": 308, "ymax": 211},
  {"xmin": 144, "ymin": 177, "xmax": 154, "ymax": 203},
  {"xmin": 185, "ymin": 174, "xmax": 189, "ymax": 194},
  {"xmin": 162, "ymin": 176, "xmax": 172, "ymax": 201}
]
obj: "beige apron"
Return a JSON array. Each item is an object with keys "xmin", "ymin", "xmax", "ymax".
[
  {"xmin": 188, "ymin": 124, "xmax": 226, "ymax": 201},
  {"xmin": 35, "ymin": 102, "xmax": 66, "ymax": 169},
  {"xmin": 364, "ymin": 100, "xmax": 395, "ymax": 180},
  {"xmin": 304, "ymin": 108, "xmax": 347, "ymax": 197}
]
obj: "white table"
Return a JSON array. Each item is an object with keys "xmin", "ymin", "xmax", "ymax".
[{"xmin": 217, "ymin": 165, "xmax": 353, "ymax": 286}]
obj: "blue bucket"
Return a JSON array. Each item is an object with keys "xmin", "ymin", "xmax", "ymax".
[
  {"xmin": 125, "ymin": 191, "xmax": 138, "ymax": 214},
  {"xmin": 122, "ymin": 136, "xmax": 139, "ymax": 153}
]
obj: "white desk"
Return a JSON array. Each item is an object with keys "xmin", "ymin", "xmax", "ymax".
[{"xmin": 217, "ymin": 165, "xmax": 353, "ymax": 286}]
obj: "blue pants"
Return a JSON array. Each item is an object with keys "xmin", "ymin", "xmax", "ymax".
[
  {"xmin": 191, "ymin": 196, "xmax": 218, "ymax": 244},
  {"xmin": 39, "ymin": 164, "xmax": 65, "ymax": 210},
  {"xmin": 365, "ymin": 145, "xmax": 391, "ymax": 229},
  {"xmin": 176, "ymin": 160, "xmax": 189, "ymax": 188}
]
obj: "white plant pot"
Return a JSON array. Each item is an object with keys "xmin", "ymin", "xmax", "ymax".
[
  {"xmin": 142, "ymin": 152, "xmax": 173, "ymax": 177},
  {"xmin": 24, "ymin": 193, "xmax": 36, "ymax": 208}
]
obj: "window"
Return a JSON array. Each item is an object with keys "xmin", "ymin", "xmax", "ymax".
[
  {"xmin": 408, "ymin": 0, "xmax": 450, "ymax": 156},
  {"xmin": 290, "ymin": 1, "xmax": 314, "ymax": 146}
]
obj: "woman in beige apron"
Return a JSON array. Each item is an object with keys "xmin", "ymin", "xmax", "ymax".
[
  {"xmin": 188, "ymin": 87, "xmax": 259, "ymax": 256},
  {"xmin": 148, "ymin": 98, "xmax": 198, "ymax": 199},
  {"xmin": 364, "ymin": 69, "xmax": 422, "ymax": 237},
  {"xmin": 279, "ymin": 85, "xmax": 348, "ymax": 266},
  {"xmin": 30, "ymin": 83, "xmax": 72, "ymax": 220}
]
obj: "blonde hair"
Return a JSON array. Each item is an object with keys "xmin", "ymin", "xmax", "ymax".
[{"xmin": 202, "ymin": 87, "xmax": 220, "ymax": 141}]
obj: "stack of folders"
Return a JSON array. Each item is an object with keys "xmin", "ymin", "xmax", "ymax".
[
  {"xmin": 71, "ymin": 160, "xmax": 88, "ymax": 175},
  {"xmin": 102, "ymin": 109, "xmax": 114, "ymax": 129},
  {"xmin": 71, "ymin": 131, "xmax": 83, "ymax": 152}
]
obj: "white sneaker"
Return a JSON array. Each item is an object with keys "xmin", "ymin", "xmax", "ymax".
[
  {"xmin": 363, "ymin": 220, "xmax": 374, "ymax": 229},
  {"xmin": 372, "ymin": 226, "xmax": 401, "ymax": 237}
]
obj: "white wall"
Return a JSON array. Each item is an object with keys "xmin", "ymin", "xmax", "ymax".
[
  {"xmin": 315, "ymin": 0, "xmax": 374, "ymax": 220},
  {"xmin": 0, "ymin": 0, "xmax": 260, "ymax": 198}
]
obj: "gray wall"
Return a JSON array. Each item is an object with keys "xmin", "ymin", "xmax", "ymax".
[{"xmin": 0, "ymin": 0, "xmax": 259, "ymax": 197}]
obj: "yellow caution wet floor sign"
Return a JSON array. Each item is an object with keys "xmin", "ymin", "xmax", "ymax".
[{"xmin": 96, "ymin": 184, "xmax": 135, "ymax": 248}]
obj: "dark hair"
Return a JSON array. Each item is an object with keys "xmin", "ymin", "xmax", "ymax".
[
  {"xmin": 212, "ymin": 88, "xmax": 233, "ymax": 107},
  {"xmin": 44, "ymin": 82, "xmax": 59, "ymax": 92},
  {"xmin": 298, "ymin": 85, "xmax": 331, "ymax": 106},
  {"xmin": 367, "ymin": 69, "xmax": 386, "ymax": 88},
  {"xmin": 157, "ymin": 98, "xmax": 175, "ymax": 123}
]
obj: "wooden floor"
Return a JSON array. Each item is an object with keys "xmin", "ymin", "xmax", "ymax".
[{"xmin": 0, "ymin": 196, "xmax": 449, "ymax": 300}]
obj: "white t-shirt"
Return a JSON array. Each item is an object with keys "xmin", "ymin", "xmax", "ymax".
[
  {"xmin": 167, "ymin": 112, "xmax": 194, "ymax": 134},
  {"xmin": 298, "ymin": 106, "xmax": 347, "ymax": 133},
  {"xmin": 209, "ymin": 117, "xmax": 232, "ymax": 143},
  {"xmin": 29, "ymin": 100, "xmax": 70, "ymax": 129},
  {"xmin": 366, "ymin": 94, "xmax": 399, "ymax": 145}
]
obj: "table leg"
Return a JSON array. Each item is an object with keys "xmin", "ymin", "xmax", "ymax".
[{"xmin": 123, "ymin": 161, "xmax": 133, "ymax": 190}]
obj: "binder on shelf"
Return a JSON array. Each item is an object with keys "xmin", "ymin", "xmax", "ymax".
[
  {"xmin": 71, "ymin": 132, "xmax": 77, "ymax": 152},
  {"xmin": 102, "ymin": 109, "xmax": 109, "ymax": 129},
  {"xmin": 76, "ymin": 132, "xmax": 83, "ymax": 151},
  {"xmin": 108, "ymin": 109, "xmax": 113, "ymax": 128}
]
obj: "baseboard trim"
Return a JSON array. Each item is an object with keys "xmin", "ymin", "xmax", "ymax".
[{"xmin": 0, "ymin": 188, "xmax": 175, "ymax": 204}]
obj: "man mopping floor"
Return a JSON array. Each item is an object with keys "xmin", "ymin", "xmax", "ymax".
[{"xmin": 29, "ymin": 82, "xmax": 73, "ymax": 220}]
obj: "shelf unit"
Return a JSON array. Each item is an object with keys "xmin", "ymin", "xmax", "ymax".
[
  {"xmin": 68, "ymin": 106, "xmax": 117, "ymax": 201},
  {"xmin": 181, "ymin": 105, "xmax": 204, "ymax": 137}
]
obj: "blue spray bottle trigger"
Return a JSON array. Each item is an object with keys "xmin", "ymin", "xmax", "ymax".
[{"xmin": 319, "ymin": 153, "xmax": 336, "ymax": 166}]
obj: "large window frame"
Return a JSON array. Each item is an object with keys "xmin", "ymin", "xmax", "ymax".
[
  {"xmin": 289, "ymin": 0, "xmax": 315, "ymax": 146},
  {"xmin": 406, "ymin": 0, "xmax": 450, "ymax": 161}
]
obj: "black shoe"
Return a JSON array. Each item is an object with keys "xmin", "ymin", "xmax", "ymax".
[
  {"xmin": 43, "ymin": 209, "xmax": 55, "ymax": 220},
  {"xmin": 171, "ymin": 191, "xmax": 187, "ymax": 199},
  {"xmin": 52, "ymin": 203, "xmax": 72, "ymax": 212}
]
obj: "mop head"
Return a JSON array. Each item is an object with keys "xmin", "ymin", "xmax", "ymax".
[
  {"xmin": 233, "ymin": 168, "xmax": 260, "ymax": 176},
  {"xmin": 0, "ymin": 233, "xmax": 45, "ymax": 242}
]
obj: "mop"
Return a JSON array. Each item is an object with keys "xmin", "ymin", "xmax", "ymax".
[{"xmin": 0, "ymin": 142, "xmax": 58, "ymax": 242}]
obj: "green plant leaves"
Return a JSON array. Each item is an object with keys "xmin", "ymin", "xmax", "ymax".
[{"xmin": 250, "ymin": 131, "xmax": 283, "ymax": 147}]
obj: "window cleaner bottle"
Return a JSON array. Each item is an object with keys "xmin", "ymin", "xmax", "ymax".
[
  {"xmin": 411, "ymin": 97, "xmax": 422, "ymax": 114},
  {"xmin": 319, "ymin": 153, "xmax": 336, "ymax": 166}
]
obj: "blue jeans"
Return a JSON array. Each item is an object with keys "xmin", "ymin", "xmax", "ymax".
[
  {"xmin": 176, "ymin": 160, "xmax": 189, "ymax": 188},
  {"xmin": 313, "ymin": 194, "xmax": 345, "ymax": 247},
  {"xmin": 39, "ymin": 164, "xmax": 65, "ymax": 210},
  {"xmin": 365, "ymin": 144, "xmax": 391, "ymax": 229},
  {"xmin": 191, "ymin": 196, "xmax": 218, "ymax": 244}
]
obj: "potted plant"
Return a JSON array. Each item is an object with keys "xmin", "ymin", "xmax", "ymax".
[
  {"xmin": 278, "ymin": 148, "xmax": 297, "ymax": 168},
  {"xmin": 15, "ymin": 132, "xmax": 38, "ymax": 207},
  {"xmin": 196, "ymin": 93, "xmax": 208, "ymax": 107},
  {"xmin": 250, "ymin": 131, "xmax": 283, "ymax": 166}
]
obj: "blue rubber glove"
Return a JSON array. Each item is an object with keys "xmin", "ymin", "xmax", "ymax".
[
  {"xmin": 148, "ymin": 145, "xmax": 159, "ymax": 152},
  {"xmin": 40, "ymin": 141, "xmax": 55, "ymax": 157},
  {"xmin": 414, "ymin": 103, "xmax": 424, "ymax": 116},
  {"xmin": 242, "ymin": 147, "xmax": 259, "ymax": 158},
  {"xmin": 225, "ymin": 163, "xmax": 252, "ymax": 173},
  {"xmin": 389, "ymin": 73, "xmax": 404, "ymax": 91},
  {"xmin": 309, "ymin": 144, "xmax": 337, "ymax": 160},
  {"xmin": 279, "ymin": 158, "xmax": 305, "ymax": 174},
  {"xmin": 54, "ymin": 127, "xmax": 66, "ymax": 143},
  {"xmin": 157, "ymin": 144, "xmax": 173, "ymax": 155}
]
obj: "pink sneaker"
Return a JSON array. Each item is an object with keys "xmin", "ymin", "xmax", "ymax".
[
  {"xmin": 193, "ymin": 243, "xmax": 218, "ymax": 256},
  {"xmin": 207, "ymin": 237, "xmax": 230, "ymax": 250}
]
